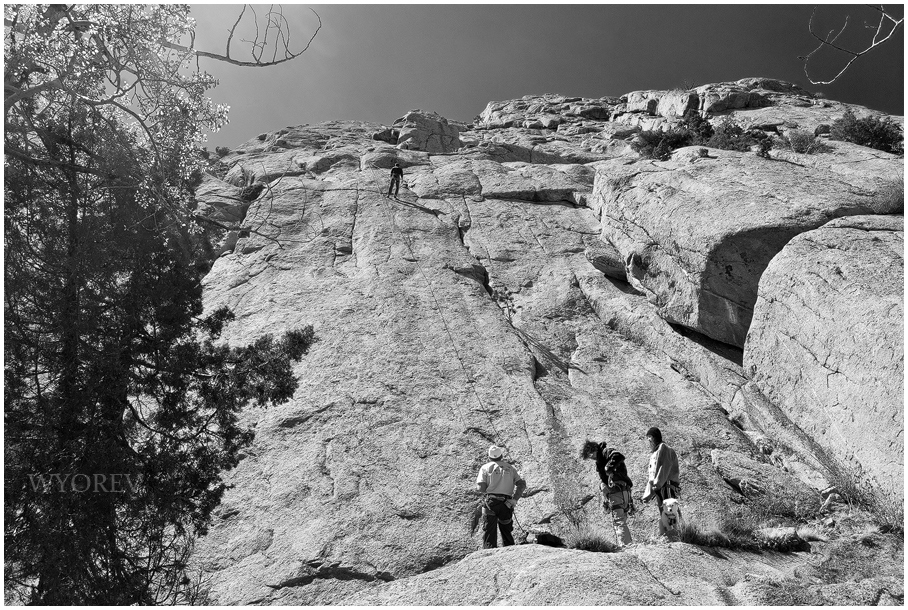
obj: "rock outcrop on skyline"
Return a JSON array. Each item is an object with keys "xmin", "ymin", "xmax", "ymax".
[{"xmin": 193, "ymin": 78, "xmax": 903, "ymax": 605}]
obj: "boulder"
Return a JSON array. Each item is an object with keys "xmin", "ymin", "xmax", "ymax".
[
  {"xmin": 371, "ymin": 127, "xmax": 399, "ymax": 144},
  {"xmin": 394, "ymin": 110, "xmax": 461, "ymax": 153},
  {"xmin": 584, "ymin": 237, "xmax": 626, "ymax": 281},
  {"xmin": 592, "ymin": 149, "xmax": 897, "ymax": 347},
  {"xmin": 623, "ymin": 89, "xmax": 698, "ymax": 118},
  {"xmin": 744, "ymin": 215, "xmax": 903, "ymax": 498},
  {"xmin": 657, "ymin": 90, "xmax": 699, "ymax": 118},
  {"xmin": 624, "ymin": 90, "xmax": 659, "ymax": 114}
]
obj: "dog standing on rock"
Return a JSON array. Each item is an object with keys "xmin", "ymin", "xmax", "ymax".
[{"xmin": 659, "ymin": 498, "xmax": 683, "ymax": 538}]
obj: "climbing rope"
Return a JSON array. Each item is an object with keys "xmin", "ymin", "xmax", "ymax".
[{"xmin": 362, "ymin": 166, "xmax": 507, "ymax": 449}]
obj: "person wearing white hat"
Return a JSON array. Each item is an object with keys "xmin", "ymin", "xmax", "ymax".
[{"xmin": 475, "ymin": 445, "xmax": 526, "ymax": 548}]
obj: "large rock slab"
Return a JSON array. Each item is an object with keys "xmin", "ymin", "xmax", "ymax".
[
  {"xmin": 744, "ymin": 215, "xmax": 904, "ymax": 498},
  {"xmin": 194, "ymin": 134, "xmax": 796, "ymax": 604},
  {"xmin": 592, "ymin": 148, "xmax": 900, "ymax": 347}
]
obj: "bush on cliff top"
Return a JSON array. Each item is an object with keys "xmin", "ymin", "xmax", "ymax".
[
  {"xmin": 632, "ymin": 112, "xmax": 773, "ymax": 160},
  {"xmin": 830, "ymin": 108, "xmax": 903, "ymax": 154}
]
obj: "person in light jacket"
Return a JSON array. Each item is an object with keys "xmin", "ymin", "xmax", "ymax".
[
  {"xmin": 475, "ymin": 445, "xmax": 526, "ymax": 548},
  {"xmin": 641, "ymin": 426, "xmax": 680, "ymax": 535}
]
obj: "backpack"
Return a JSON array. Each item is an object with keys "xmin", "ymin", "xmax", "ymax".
[{"xmin": 597, "ymin": 444, "xmax": 634, "ymax": 491}]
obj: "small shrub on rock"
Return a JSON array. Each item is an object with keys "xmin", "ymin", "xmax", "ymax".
[
  {"xmin": 870, "ymin": 175, "xmax": 904, "ymax": 214},
  {"xmin": 555, "ymin": 497, "xmax": 621, "ymax": 553},
  {"xmin": 565, "ymin": 528, "xmax": 620, "ymax": 553},
  {"xmin": 703, "ymin": 117, "xmax": 775, "ymax": 157},
  {"xmin": 753, "ymin": 132, "xmax": 774, "ymax": 158},
  {"xmin": 240, "ymin": 182, "xmax": 265, "ymax": 202},
  {"xmin": 632, "ymin": 123, "xmax": 697, "ymax": 160},
  {"xmin": 830, "ymin": 108, "xmax": 904, "ymax": 154},
  {"xmin": 632, "ymin": 130, "xmax": 671, "ymax": 159},
  {"xmin": 706, "ymin": 117, "xmax": 750, "ymax": 152},
  {"xmin": 652, "ymin": 138, "xmax": 673, "ymax": 161},
  {"xmin": 784, "ymin": 129, "xmax": 824, "ymax": 154},
  {"xmin": 680, "ymin": 109, "xmax": 714, "ymax": 141}
]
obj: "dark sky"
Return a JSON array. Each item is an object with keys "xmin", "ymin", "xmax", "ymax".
[{"xmin": 190, "ymin": 4, "xmax": 904, "ymax": 149}]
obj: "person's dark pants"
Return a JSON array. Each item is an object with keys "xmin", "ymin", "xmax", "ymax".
[
  {"xmin": 388, "ymin": 177, "xmax": 400, "ymax": 197},
  {"xmin": 482, "ymin": 496, "xmax": 514, "ymax": 548}
]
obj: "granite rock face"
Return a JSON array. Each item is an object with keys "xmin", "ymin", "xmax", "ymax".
[
  {"xmin": 744, "ymin": 215, "xmax": 904, "ymax": 499},
  {"xmin": 192, "ymin": 78, "xmax": 903, "ymax": 605},
  {"xmin": 590, "ymin": 146, "xmax": 901, "ymax": 348}
]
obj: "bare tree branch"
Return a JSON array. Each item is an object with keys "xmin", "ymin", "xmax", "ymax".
[
  {"xmin": 801, "ymin": 5, "xmax": 904, "ymax": 85},
  {"xmin": 161, "ymin": 6, "xmax": 321, "ymax": 68}
]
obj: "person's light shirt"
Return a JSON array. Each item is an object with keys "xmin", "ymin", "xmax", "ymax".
[{"xmin": 476, "ymin": 460, "xmax": 523, "ymax": 496}]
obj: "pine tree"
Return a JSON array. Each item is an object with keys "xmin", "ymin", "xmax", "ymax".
[{"xmin": 4, "ymin": 5, "xmax": 318, "ymax": 603}]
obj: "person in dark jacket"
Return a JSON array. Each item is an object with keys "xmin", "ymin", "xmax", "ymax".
[
  {"xmin": 388, "ymin": 163, "xmax": 403, "ymax": 197},
  {"xmin": 582, "ymin": 440, "xmax": 634, "ymax": 546}
]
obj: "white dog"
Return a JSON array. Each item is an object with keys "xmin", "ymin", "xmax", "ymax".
[{"xmin": 659, "ymin": 498, "xmax": 683, "ymax": 536}]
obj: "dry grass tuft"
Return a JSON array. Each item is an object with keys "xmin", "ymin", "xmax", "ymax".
[
  {"xmin": 869, "ymin": 173, "xmax": 904, "ymax": 214},
  {"xmin": 676, "ymin": 517, "xmax": 761, "ymax": 552},
  {"xmin": 828, "ymin": 463, "xmax": 904, "ymax": 536}
]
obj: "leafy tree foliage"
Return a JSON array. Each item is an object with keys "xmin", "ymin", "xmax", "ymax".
[{"xmin": 4, "ymin": 5, "xmax": 317, "ymax": 604}]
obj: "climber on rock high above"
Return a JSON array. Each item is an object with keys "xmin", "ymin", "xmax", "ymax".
[{"xmin": 388, "ymin": 162, "xmax": 403, "ymax": 198}]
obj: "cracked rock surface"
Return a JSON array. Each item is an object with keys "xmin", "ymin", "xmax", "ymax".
[{"xmin": 193, "ymin": 78, "xmax": 903, "ymax": 605}]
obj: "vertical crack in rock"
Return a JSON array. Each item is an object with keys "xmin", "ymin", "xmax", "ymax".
[{"xmin": 349, "ymin": 186, "xmax": 360, "ymax": 268}]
